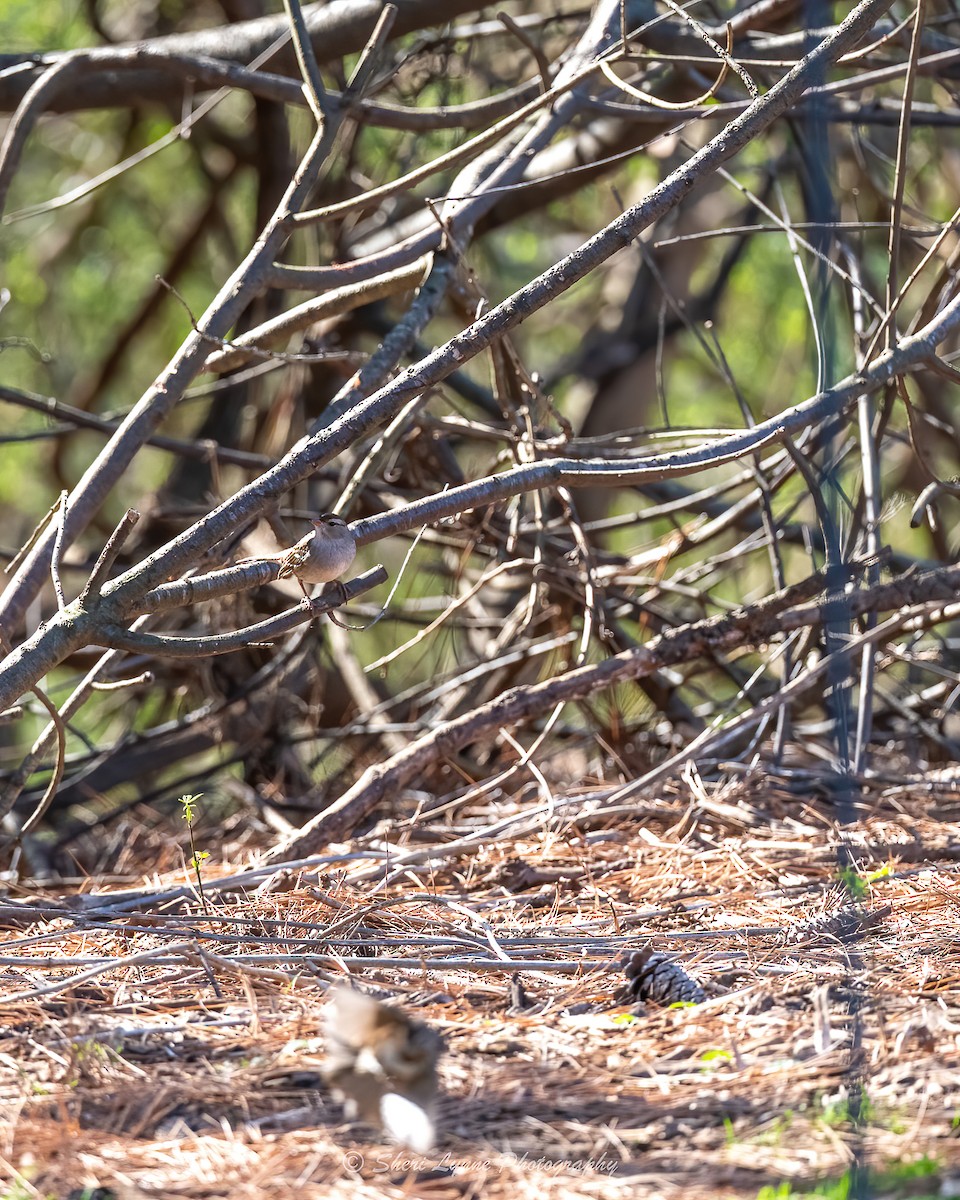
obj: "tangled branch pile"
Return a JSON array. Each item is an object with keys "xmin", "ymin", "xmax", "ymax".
[{"xmin": 1, "ymin": 0, "xmax": 959, "ymax": 873}]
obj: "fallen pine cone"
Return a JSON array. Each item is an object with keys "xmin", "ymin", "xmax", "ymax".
[
  {"xmin": 620, "ymin": 946, "xmax": 705, "ymax": 1009},
  {"xmin": 779, "ymin": 903, "xmax": 891, "ymax": 946}
]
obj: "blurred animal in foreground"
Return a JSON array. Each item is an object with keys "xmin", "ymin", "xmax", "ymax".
[{"xmin": 323, "ymin": 987, "xmax": 443, "ymax": 1152}]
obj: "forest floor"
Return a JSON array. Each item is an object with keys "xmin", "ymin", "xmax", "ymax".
[{"xmin": 1, "ymin": 766, "xmax": 959, "ymax": 1200}]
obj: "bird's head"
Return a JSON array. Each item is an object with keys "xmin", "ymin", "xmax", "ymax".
[{"xmin": 313, "ymin": 513, "xmax": 349, "ymax": 530}]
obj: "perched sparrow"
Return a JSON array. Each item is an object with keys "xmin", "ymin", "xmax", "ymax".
[
  {"xmin": 252, "ymin": 513, "xmax": 357, "ymax": 585},
  {"xmin": 323, "ymin": 987, "xmax": 443, "ymax": 1152}
]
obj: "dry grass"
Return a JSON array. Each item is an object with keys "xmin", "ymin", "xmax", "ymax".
[{"xmin": 2, "ymin": 769, "xmax": 960, "ymax": 1200}]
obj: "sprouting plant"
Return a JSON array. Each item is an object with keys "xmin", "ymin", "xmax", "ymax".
[
  {"xmin": 180, "ymin": 792, "xmax": 209, "ymax": 908},
  {"xmin": 700, "ymin": 1048, "xmax": 734, "ymax": 1071},
  {"xmin": 837, "ymin": 864, "xmax": 868, "ymax": 901},
  {"xmin": 756, "ymin": 1183, "xmax": 793, "ymax": 1200},
  {"xmin": 610, "ymin": 1012, "xmax": 640, "ymax": 1026}
]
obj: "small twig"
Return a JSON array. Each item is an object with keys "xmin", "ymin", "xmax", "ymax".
[
  {"xmin": 343, "ymin": 3, "xmax": 398, "ymax": 102},
  {"xmin": 188, "ymin": 944, "xmax": 312, "ymax": 986},
  {"xmin": 0, "ymin": 630, "xmax": 66, "ymax": 835},
  {"xmin": 79, "ymin": 507, "xmax": 141, "ymax": 607},
  {"xmin": 885, "ymin": 0, "xmax": 926, "ymax": 352},
  {"xmin": 50, "ymin": 490, "xmax": 69, "ymax": 610},
  {"xmin": 202, "ymin": 258, "xmax": 430, "ymax": 373},
  {"xmin": 3, "ymin": 494, "xmax": 62, "ymax": 577},
  {"xmin": 865, "ymin": 219, "xmax": 960, "ymax": 366},
  {"xmin": 281, "ymin": 0, "xmax": 329, "ymax": 124},
  {"xmin": 349, "ymin": 515, "xmax": 429, "ymax": 635},
  {"xmin": 89, "ymin": 670, "xmax": 153, "ymax": 691},
  {"xmin": 498, "ymin": 11, "xmax": 552, "ymax": 92},
  {"xmin": 0, "ymin": 55, "xmax": 84, "ymax": 216},
  {"xmin": 156, "ymin": 275, "xmax": 365, "ymax": 368},
  {"xmin": 660, "ymin": 0, "xmax": 757, "ymax": 97},
  {"xmin": 365, "ymin": 557, "xmax": 530, "ymax": 672},
  {"xmin": 849, "ymin": 248, "xmax": 884, "ymax": 776},
  {"xmin": 599, "ymin": 23, "xmax": 732, "ymax": 111},
  {"xmin": 910, "ymin": 476, "xmax": 960, "ymax": 530},
  {"xmin": 14, "ymin": 697, "xmax": 65, "ymax": 838}
]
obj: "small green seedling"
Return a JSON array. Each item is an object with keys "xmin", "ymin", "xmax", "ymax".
[
  {"xmin": 179, "ymin": 792, "xmax": 209, "ymax": 908},
  {"xmin": 837, "ymin": 864, "xmax": 868, "ymax": 901}
]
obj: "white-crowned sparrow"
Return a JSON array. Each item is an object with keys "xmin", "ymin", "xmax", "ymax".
[
  {"xmin": 256, "ymin": 513, "xmax": 357, "ymax": 585},
  {"xmin": 323, "ymin": 987, "xmax": 443, "ymax": 1152}
]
